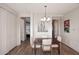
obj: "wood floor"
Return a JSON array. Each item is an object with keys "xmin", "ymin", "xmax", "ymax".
[{"xmin": 6, "ymin": 40, "xmax": 79, "ymax": 55}]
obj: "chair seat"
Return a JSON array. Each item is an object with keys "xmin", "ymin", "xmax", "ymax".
[
  {"xmin": 51, "ymin": 44, "xmax": 58, "ymax": 47},
  {"xmin": 33, "ymin": 44, "xmax": 41, "ymax": 48},
  {"xmin": 36, "ymin": 45, "xmax": 41, "ymax": 48},
  {"xmin": 42, "ymin": 46, "xmax": 51, "ymax": 51}
]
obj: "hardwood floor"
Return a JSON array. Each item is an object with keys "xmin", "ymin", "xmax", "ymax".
[
  {"xmin": 6, "ymin": 40, "xmax": 79, "ymax": 55},
  {"xmin": 61, "ymin": 43, "xmax": 79, "ymax": 55}
]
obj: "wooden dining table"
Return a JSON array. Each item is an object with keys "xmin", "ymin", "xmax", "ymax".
[{"xmin": 33, "ymin": 38, "xmax": 52, "ymax": 54}]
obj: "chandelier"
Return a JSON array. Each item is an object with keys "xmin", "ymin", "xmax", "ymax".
[{"xmin": 41, "ymin": 5, "xmax": 51, "ymax": 22}]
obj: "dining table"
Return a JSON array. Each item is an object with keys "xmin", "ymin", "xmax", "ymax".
[{"xmin": 33, "ymin": 38, "xmax": 52, "ymax": 54}]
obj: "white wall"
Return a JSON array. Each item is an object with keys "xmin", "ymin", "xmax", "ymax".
[
  {"xmin": 20, "ymin": 19, "xmax": 25, "ymax": 41},
  {"xmin": 16, "ymin": 17, "xmax": 21, "ymax": 46},
  {"xmin": 60, "ymin": 8, "xmax": 79, "ymax": 52},
  {"xmin": 0, "ymin": 7, "xmax": 18, "ymax": 54}
]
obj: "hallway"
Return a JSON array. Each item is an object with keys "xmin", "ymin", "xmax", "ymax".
[{"xmin": 6, "ymin": 40, "xmax": 79, "ymax": 55}]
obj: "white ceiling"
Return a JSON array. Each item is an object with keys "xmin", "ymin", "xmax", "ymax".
[{"xmin": 7, "ymin": 3, "xmax": 79, "ymax": 15}]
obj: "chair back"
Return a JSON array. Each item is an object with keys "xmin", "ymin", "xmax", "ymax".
[
  {"xmin": 42, "ymin": 39, "xmax": 52, "ymax": 51},
  {"xmin": 57, "ymin": 36, "xmax": 62, "ymax": 42},
  {"xmin": 42, "ymin": 39, "xmax": 52, "ymax": 45}
]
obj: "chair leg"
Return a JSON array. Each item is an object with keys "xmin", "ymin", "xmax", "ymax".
[
  {"xmin": 58, "ymin": 48, "xmax": 60, "ymax": 54},
  {"xmin": 34, "ymin": 48, "xmax": 37, "ymax": 55},
  {"xmin": 58, "ymin": 44, "xmax": 60, "ymax": 55},
  {"xmin": 50, "ymin": 51, "xmax": 51, "ymax": 55},
  {"xmin": 50, "ymin": 48, "xmax": 52, "ymax": 55},
  {"xmin": 34, "ymin": 43, "xmax": 37, "ymax": 55},
  {"xmin": 32, "ymin": 48, "xmax": 36, "ymax": 55},
  {"xmin": 32, "ymin": 48, "xmax": 34, "ymax": 54}
]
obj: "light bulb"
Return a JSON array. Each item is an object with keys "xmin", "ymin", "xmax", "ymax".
[
  {"xmin": 43, "ymin": 17, "xmax": 46, "ymax": 21},
  {"xmin": 47, "ymin": 17, "xmax": 51, "ymax": 21},
  {"xmin": 41, "ymin": 18, "xmax": 44, "ymax": 21}
]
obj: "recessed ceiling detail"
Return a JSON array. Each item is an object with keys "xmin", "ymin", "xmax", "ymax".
[{"xmin": 7, "ymin": 3, "xmax": 79, "ymax": 15}]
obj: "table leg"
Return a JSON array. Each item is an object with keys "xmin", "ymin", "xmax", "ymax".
[{"xmin": 34, "ymin": 43, "xmax": 36, "ymax": 55}]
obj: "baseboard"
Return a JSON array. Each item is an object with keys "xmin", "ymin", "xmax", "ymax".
[{"xmin": 5, "ymin": 46, "xmax": 17, "ymax": 55}]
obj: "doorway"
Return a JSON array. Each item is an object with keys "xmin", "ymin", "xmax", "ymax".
[
  {"xmin": 52, "ymin": 19, "xmax": 59, "ymax": 42},
  {"xmin": 25, "ymin": 17, "xmax": 30, "ymax": 42},
  {"xmin": 20, "ymin": 17, "xmax": 30, "ymax": 44}
]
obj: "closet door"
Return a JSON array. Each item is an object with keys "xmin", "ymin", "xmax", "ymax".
[
  {"xmin": 0, "ymin": 8, "xmax": 7, "ymax": 54},
  {"xmin": 6, "ymin": 11, "xmax": 17, "ymax": 52},
  {"xmin": 0, "ymin": 8, "xmax": 17, "ymax": 54},
  {"xmin": 0, "ymin": 8, "xmax": 3, "ymax": 54}
]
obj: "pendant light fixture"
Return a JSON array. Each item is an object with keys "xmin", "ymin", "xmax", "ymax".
[{"xmin": 41, "ymin": 5, "xmax": 51, "ymax": 22}]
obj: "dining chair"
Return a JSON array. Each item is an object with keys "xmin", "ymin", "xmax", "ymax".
[
  {"xmin": 33, "ymin": 38, "xmax": 42, "ymax": 54},
  {"xmin": 51, "ymin": 36, "xmax": 62, "ymax": 54},
  {"xmin": 42, "ymin": 39, "xmax": 52, "ymax": 54}
]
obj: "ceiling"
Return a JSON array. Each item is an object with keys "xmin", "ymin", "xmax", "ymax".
[{"xmin": 7, "ymin": 3, "xmax": 79, "ymax": 15}]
